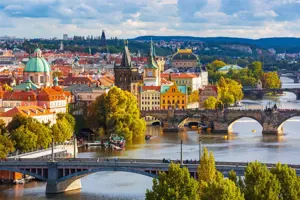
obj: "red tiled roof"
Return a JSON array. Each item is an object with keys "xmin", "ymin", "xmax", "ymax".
[
  {"xmin": 63, "ymin": 76, "xmax": 95, "ymax": 86},
  {"xmin": 142, "ymin": 86, "xmax": 161, "ymax": 92},
  {"xmin": 0, "ymin": 106, "xmax": 53, "ymax": 117},
  {"xmin": 161, "ymin": 73, "xmax": 198, "ymax": 79},
  {"xmin": 3, "ymin": 91, "xmax": 37, "ymax": 101}
]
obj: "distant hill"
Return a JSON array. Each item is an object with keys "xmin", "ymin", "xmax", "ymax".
[{"xmin": 133, "ymin": 36, "xmax": 300, "ymax": 53}]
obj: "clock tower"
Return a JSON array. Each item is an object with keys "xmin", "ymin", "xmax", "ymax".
[{"xmin": 143, "ymin": 40, "xmax": 160, "ymax": 86}]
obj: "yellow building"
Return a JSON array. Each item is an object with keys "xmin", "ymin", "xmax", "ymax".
[
  {"xmin": 160, "ymin": 84, "xmax": 188, "ymax": 110},
  {"xmin": 170, "ymin": 49, "xmax": 199, "ymax": 69}
]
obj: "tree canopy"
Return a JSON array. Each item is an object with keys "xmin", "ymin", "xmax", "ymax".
[
  {"xmin": 146, "ymin": 162, "xmax": 199, "ymax": 200},
  {"xmin": 263, "ymin": 72, "xmax": 281, "ymax": 89},
  {"xmin": 203, "ymin": 96, "xmax": 218, "ymax": 109},
  {"xmin": 87, "ymin": 86, "xmax": 146, "ymax": 142},
  {"xmin": 217, "ymin": 77, "xmax": 243, "ymax": 105}
]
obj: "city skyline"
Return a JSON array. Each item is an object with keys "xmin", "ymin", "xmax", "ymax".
[{"xmin": 1, "ymin": 0, "xmax": 300, "ymax": 39}]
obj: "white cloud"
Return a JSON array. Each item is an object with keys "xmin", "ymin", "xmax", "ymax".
[{"xmin": 1, "ymin": 0, "xmax": 300, "ymax": 38}]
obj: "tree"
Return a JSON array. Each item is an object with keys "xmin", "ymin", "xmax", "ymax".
[
  {"xmin": 87, "ymin": 87, "xmax": 146, "ymax": 142},
  {"xmin": 3, "ymin": 83, "xmax": 13, "ymax": 91},
  {"xmin": 146, "ymin": 162, "xmax": 199, "ymax": 200},
  {"xmin": 270, "ymin": 163, "xmax": 300, "ymax": 200},
  {"xmin": 0, "ymin": 134, "xmax": 14, "ymax": 159},
  {"xmin": 263, "ymin": 72, "xmax": 281, "ymax": 89},
  {"xmin": 198, "ymin": 147, "xmax": 216, "ymax": 184},
  {"xmin": 203, "ymin": 96, "xmax": 217, "ymax": 109},
  {"xmin": 11, "ymin": 125, "xmax": 38, "ymax": 152},
  {"xmin": 201, "ymin": 178, "xmax": 245, "ymax": 200},
  {"xmin": 217, "ymin": 77, "xmax": 243, "ymax": 105},
  {"xmin": 52, "ymin": 71, "xmax": 63, "ymax": 78},
  {"xmin": 52, "ymin": 117, "xmax": 73, "ymax": 142},
  {"xmin": 248, "ymin": 61, "xmax": 263, "ymax": 79},
  {"xmin": 188, "ymin": 90, "xmax": 199, "ymax": 103},
  {"xmin": 244, "ymin": 161, "xmax": 281, "ymax": 200}
]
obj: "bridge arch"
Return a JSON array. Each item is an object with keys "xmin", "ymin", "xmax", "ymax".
[
  {"xmin": 142, "ymin": 115, "xmax": 161, "ymax": 126},
  {"xmin": 177, "ymin": 115, "xmax": 211, "ymax": 128},
  {"xmin": 57, "ymin": 167, "xmax": 162, "ymax": 183},
  {"xmin": 277, "ymin": 115, "xmax": 300, "ymax": 134},
  {"xmin": 228, "ymin": 116, "xmax": 263, "ymax": 133},
  {"xmin": 0, "ymin": 166, "xmax": 47, "ymax": 181}
]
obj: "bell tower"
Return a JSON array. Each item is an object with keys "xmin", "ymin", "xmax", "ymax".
[{"xmin": 143, "ymin": 40, "xmax": 160, "ymax": 86}]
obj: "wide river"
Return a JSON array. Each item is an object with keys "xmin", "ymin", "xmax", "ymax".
[{"xmin": 1, "ymin": 77, "xmax": 300, "ymax": 200}]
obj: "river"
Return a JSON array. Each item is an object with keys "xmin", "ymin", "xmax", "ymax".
[{"xmin": 1, "ymin": 77, "xmax": 300, "ymax": 200}]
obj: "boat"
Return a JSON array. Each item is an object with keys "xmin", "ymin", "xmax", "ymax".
[
  {"xmin": 252, "ymin": 129, "xmax": 256, "ymax": 133},
  {"xmin": 145, "ymin": 135, "xmax": 152, "ymax": 140},
  {"xmin": 14, "ymin": 179, "xmax": 25, "ymax": 184}
]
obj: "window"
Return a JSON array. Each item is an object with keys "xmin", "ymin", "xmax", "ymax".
[
  {"xmin": 182, "ymin": 100, "xmax": 184, "ymax": 104},
  {"xmin": 40, "ymin": 76, "xmax": 44, "ymax": 83},
  {"xmin": 30, "ymin": 76, "xmax": 34, "ymax": 82},
  {"xmin": 163, "ymin": 100, "xmax": 165, "ymax": 104}
]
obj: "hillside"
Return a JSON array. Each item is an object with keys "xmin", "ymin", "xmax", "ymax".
[{"xmin": 133, "ymin": 36, "xmax": 300, "ymax": 53}]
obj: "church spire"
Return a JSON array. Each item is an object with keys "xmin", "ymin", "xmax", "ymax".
[
  {"xmin": 146, "ymin": 39, "xmax": 158, "ymax": 69},
  {"xmin": 120, "ymin": 40, "xmax": 131, "ymax": 68},
  {"xmin": 100, "ymin": 30, "xmax": 107, "ymax": 47}
]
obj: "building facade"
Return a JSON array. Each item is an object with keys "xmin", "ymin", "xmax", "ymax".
[
  {"xmin": 143, "ymin": 41, "xmax": 160, "ymax": 86},
  {"xmin": 160, "ymin": 85, "xmax": 188, "ymax": 110},
  {"xmin": 114, "ymin": 41, "xmax": 140, "ymax": 92},
  {"xmin": 170, "ymin": 49, "xmax": 199, "ymax": 70}
]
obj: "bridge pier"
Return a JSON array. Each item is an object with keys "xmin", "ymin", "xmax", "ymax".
[
  {"xmin": 262, "ymin": 123, "xmax": 282, "ymax": 135},
  {"xmin": 45, "ymin": 162, "xmax": 82, "ymax": 194}
]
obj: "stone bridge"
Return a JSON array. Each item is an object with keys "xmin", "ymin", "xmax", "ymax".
[
  {"xmin": 1, "ymin": 159, "xmax": 300, "ymax": 194},
  {"xmin": 140, "ymin": 109, "xmax": 300, "ymax": 134},
  {"xmin": 242, "ymin": 88, "xmax": 300, "ymax": 99}
]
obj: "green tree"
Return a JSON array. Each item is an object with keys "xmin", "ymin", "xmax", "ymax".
[
  {"xmin": 87, "ymin": 87, "xmax": 146, "ymax": 142},
  {"xmin": 248, "ymin": 61, "xmax": 263, "ymax": 79},
  {"xmin": 201, "ymin": 178, "xmax": 245, "ymax": 200},
  {"xmin": 263, "ymin": 72, "xmax": 281, "ymax": 89},
  {"xmin": 0, "ymin": 134, "xmax": 14, "ymax": 159},
  {"xmin": 11, "ymin": 125, "xmax": 38, "ymax": 152},
  {"xmin": 52, "ymin": 117, "xmax": 73, "ymax": 142},
  {"xmin": 198, "ymin": 147, "xmax": 216, "ymax": 184},
  {"xmin": 244, "ymin": 161, "xmax": 281, "ymax": 200},
  {"xmin": 217, "ymin": 77, "xmax": 243, "ymax": 105},
  {"xmin": 203, "ymin": 96, "xmax": 217, "ymax": 109},
  {"xmin": 188, "ymin": 90, "xmax": 199, "ymax": 103},
  {"xmin": 52, "ymin": 71, "xmax": 63, "ymax": 78},
  {"xmin": 3, "ymin": 83, "xmax": 13, "ymax": 91},
  {"xmin": 271, "ymin": 163, "xmax": 300, "ymax": 200},
  {"xmin": 229, "ymin": 169, "xmax": 237, "ymax": 184},
  {"xmin": 146, "ymin": 162, "xmax": 199, "ymax": 200}
]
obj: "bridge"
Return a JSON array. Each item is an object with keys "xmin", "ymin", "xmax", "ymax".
[
  {"xmin": 1, "ymin": 158, "xmax": 300, "ymax": 194},
  {"xmin": 140, "ymin": 109, "xmax": 300, "ymax": 134},
  {"xmin": 278, "ymin": 70, "xmax": 300, "ymax": 83},
  {"xmin": 242, "ymin": 88, "xmax": 300, "ymax": 99}
]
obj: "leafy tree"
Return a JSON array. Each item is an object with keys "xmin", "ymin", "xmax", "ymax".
[
  {"xmin": 52, "ymin": 71, "xmax": 63, "ymax": 78},
  {"xmin": 271, "ymin": 163, "xmax": 300, "ymax": 200},
  {"xmin": 217, "ymin": 77, "xmax": 243, "ymax": 105},
  {"xmin": 188, "ymin": 90, "xmax": 199, "ymax": 103},
  {"xmin": 146, "ymin": 162, "xmax": 199, "ymax": 200},
  {"xmin": 201, "ymin": 178, "xmax": 245, "ymax": 200},
  {"xmin": 11, "ymin": 125, "xmax": 38, "ymax": 152},
  {"xmin": 248, "ymin": 61, "xmax": 263, "ymax": 79},
  {"xmin": 203, "ymin": 96, "xmax": 217, "ymax": 109},
  {"xmin": 57, "ymin": 113, "xmax": 76, "ymax": 131},
  {"xmin": 229, "ymin": 169, "xmax": 237, "ymax": 184},
  {"xmin": 3, "ymin": 83, "xmax": 13, "ymax": 91},
  {"xmin": 244, "ymin": 161, "xmax": 281, "ymax": 200},
  {"xmin": 198, "ymin": 147, "xmax": 216, "ymax": 184},
  {"xmin": 0, "ymin": 134, "xmax": 14, "ymax": 159},
  {"xmin": 7, "ymin": 114, "xmax": 29, "ymax": 133},
  {"xmin": 263, "ymin": 72, "xmax": 281, "ymax": 89},
  {"xmin": 52, "ymin": 117, "xmax": 73, "ymax": 142},
  {"xmin": 87, "ymin": 87, "xmax": 146, "ymax": 142}
]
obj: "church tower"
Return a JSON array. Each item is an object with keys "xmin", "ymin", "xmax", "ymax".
[
  {"xmin": 143, "ymin": 40, "xmax": 160, "ymax": 86},
  {"xmin": 114, "ymin": 40, "xmax": 139, "ymax": 92},
  {"xmin": 100, "ymin": 30, "xmax": 107, "ymax": 48}
]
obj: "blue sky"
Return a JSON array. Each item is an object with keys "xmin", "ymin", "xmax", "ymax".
[{"xmin": 1, "ymin": 0, "xmax": 300, "ymax": 39}]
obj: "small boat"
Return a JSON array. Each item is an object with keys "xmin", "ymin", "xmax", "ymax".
[
  {"xmin": 145, "ymin": 135, "xmax": 152, "ymax": 140},
  {"xmin": 14, "ymin": 179, "xmax": 25, "ymax": 184},
  {"xmin": 222, "ymin": 136, "xmax": 228, "ymax": 139},
  {"xmin": 252, "ymin": 129, "xmax": 256, "ymax": 133}
]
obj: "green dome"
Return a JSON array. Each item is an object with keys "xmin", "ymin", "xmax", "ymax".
[{"xmin": 24, "ymin": 49, "xmax": 51, "ymax": 72}]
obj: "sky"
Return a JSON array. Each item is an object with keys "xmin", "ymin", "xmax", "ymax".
[{"xmin": 1, "ymin": 0, "xmax": 300, "ymax": 39}]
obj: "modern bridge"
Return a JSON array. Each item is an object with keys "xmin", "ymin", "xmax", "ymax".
[
  {"xmin": 1, "ymin": 158, "xmax": 300, "ymax": 194},
  {"xmin": 141, "ymin": 109, "xmax": 300, "ymax": 134}
]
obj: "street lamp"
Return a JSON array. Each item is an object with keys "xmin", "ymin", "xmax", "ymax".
[
  {"xmin": 73, "ymin": 132, "xmax": 76, "ymax": 159},
  {"xmin": 180, "ymin": 140, "xmax": 183, "ymax": 165},
  {"xmin": 199, "ymin": 139, "xmax": 202, "ymax": 163}
]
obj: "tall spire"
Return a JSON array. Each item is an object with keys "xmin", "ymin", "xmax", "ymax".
[
  {"xmin": 120, "ymin": 40, "xmax": 131, "ymax": 68},
  {"xmin": 100, "ymin": 30, "xmax": 107, "ymax": 47},
  {"xmin": 146, "ymin": 40, "xmax": 158, "ymax": 69}
]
